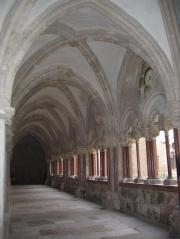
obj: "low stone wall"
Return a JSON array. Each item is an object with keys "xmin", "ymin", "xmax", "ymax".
[
  {"xmin": 118, "ymin": 183, "xmax": 178, "ymax": 225},
  {"xmin": 47, "ymin": 176, "xmax": 178, "ymax": 227}
]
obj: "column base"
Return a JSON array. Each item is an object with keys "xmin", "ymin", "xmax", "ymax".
[
  {"xmin": 169, "ymin": 206, "xmax": 180, "ymax": 238},
  {"xmin": 164, "ymin": 178, "xmax": 177, "ymax": 186},
  {"xmin": 134, "ymin": 177, "xmax": 144, "ymax": 184},
  {"xmin": 121, "ymin": 177, "xmax": 134, "ymax": 183},
  {"xmin": 144, "ymin": 178, "xmax": 162, "ymax": 185}
]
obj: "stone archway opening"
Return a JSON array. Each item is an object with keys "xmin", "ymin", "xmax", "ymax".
[{"xmin": 11, "ymin": 135, "xmax": 47, "ymax": 185}]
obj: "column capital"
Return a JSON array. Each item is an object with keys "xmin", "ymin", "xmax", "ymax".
[
  {"xmin": 76, "ymin": 146, "xmax": 88, "ymax": 154},
  {"xmin": 144, "ymin": 127, "xmax": 151, "ymax": 140}
]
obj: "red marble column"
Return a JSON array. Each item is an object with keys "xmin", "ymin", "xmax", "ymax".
[
  {"xmin": 150, "ymin": 138, "xmax": 159, "ymax": 178},
  {"xmin": 173, "ymin": 128, "xmax": 180, "ymax": 205},
  {"xmin": 145, "ymin": 137, "xmax": 161, "ymax": 184}
]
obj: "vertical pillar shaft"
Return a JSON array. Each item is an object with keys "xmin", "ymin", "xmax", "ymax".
[
  {"xmin": 165, "ymin": 131, "xmax": 172, "ymax": 179},
  {"xmin": 61, "ymin": 158, "xmax": 64, "ymax": 175},
  {"xmin": 109, "ymin": 147, "xmax": 114, "ymax": 190},
  {"xmin": 86, "ymin": 153, "xmax": 90, "ymax": 179},
  {"xmin": 145, "ymin": 136, "xmax": 161, "ymax": 184},
  {"xmin": 89, "ymin": 153, "xmax": 93, "ymax": 177},
  {"xmin": 0, "ymin": 115, "xmax": 6, "ymax": 238},
  {"xmin": 97, "ymin": 150, "xmax": 101, "ymax": 177},
  {"xmin": 74, "ymin": 156, "xmax": 77, "ymax": 176},
  {"xmin": 82, "ymin": 154, "xmax": 86, "ymax": 182},
  {"xmin": 107, "ymin": 148, "xmax": 111, "ymax": 187},
  {"xmin": 127, "ymin": 145, "xmax": 133, "ymax": 179},
  {"xmin": 122, "ymin": 146, "xmax": 127, "ymax": 178},
  {"xmin": 136, "ymin": 141, "xmax": 142, "ymax": 178},
  {"xmin": 113, "ymin": 147, "xmax": 118, "ymax": 191},
  {"xmin": 100, "ymin": 149, "xmax": 104, "ymax": 177},
  {"xmin": 78, "ymin": 154, "xmax": 81, "ymax": 177},
  {"xmin": 173, "ymin": 128, "xmax": 180, "ymax": 205},
  {"xmin": 146, "ymin": 140, "xmax": 152, "ymax": 178},
  {"xmin": 151, "ymin": 138, "xmax": 159, "ymax": 178},
  {"xmin": 93, "ymin": 152, "xmax": 97, "ymax": 177},
  {"xmin": 104, "ymin": 149, "xmax": 108, "ymax": 178}
]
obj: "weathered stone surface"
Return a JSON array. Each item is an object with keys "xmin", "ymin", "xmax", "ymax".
[{"xmin": 10, "ymin": 185, "xmax": 171, "ymax": 239}]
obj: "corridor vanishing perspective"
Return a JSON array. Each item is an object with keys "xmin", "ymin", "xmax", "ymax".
[
  {"xmin": 1, "ymin": 1, "xmax": 180, "ymax": 239},
  {"xmin": 10, "ymin": 185, "xmax": 170, "ymax": 239}
]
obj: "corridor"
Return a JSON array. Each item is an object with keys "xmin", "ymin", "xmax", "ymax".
[{"xmin": 10, "ymin": 185, "xmax": 171, "ymax": 239}]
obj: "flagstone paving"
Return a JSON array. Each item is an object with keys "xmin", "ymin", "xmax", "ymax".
[{"xmin": 10, "ymin": 185, "xmax": 171, "ymax": 239}]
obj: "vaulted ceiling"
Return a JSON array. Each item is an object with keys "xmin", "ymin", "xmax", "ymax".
[{"xmin": 0, "ymin": 0, "xmax": 175, "ymax": 157}]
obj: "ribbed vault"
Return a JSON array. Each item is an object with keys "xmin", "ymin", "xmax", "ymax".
[{"xmin": 1, "ymin": 0, "xmax": 174, "ymax": 163}]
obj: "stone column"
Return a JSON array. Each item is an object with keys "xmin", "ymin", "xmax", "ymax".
[
  {"xmin": 145, "ymin": 136, "xmax": 162, "ymax": 184},
  {"xmin": 134, "ymin": 140, "xmax": 144, "ymax": 183},
  {"xmin": 122, "ymin": 146, "xmax": 128, "ymax": 180},
  {"xmin": 96, "ymin": 149, "xmax": 100, "ymax": 177},
  {"xmin": 100, "ymin": 149, "xmax": 104, "ymax": 177},
  {"xmin": 100, "ymin": 148, "xmax": 108, "ymax": 179},
  {"xmin": 173, "ymin": 128, "xmax": 180, "ymax": 205},
  {"xmin": 113, "ymin": 147, "xmax": 118, "ymax": 191},
  {"xmin": 104, "ymin": 149, "xmax": 108, "ymax": 178},
  {"xmin": 0, "ymin": 111, "xmax": 6, "ymax": 239},
  {"xmin": 86, "ymin": 152, "xmax": 89, "ymax": 179},
  {"xmin": 89, "ymin": 153, "xmax": 93, "ymax": 177},
  {"xmin": 145, "ymin": 140, "xmax": 152, "ymax": 179},
  {"xmin": 108, "ymin": 147, "xmax": 114, "ymax": 190},
  {"xmin": 78, "ymin": 154, "xmax": 82, "ymax": 183},
  {"xmin": 93, "ymin": 151, "xmax": 97, "ymax": 177},
  {"xmin": 0, "ymin": 108, "xmax": 14, "ymax": 239},
  {"xmin": 107, "ymin": 148, "xmax": 111, "ymax": 188},
  {"xmin": 151, "ymin": 137, "xmax": 159, "ymax": 178},
  {"xmin": 164, "ymin": 130, "xmax": 177, "ymax": 185},
  {"xmin": 82, "ymin": 154, "xmax": 86, "ymax": 182},
  {"xmin": 126, "ymin": 143, "xmax": 134, "ymax": 182},
  {"xmin": 169, "ymin": 127, "xmax": 180, "ymax": 238}
]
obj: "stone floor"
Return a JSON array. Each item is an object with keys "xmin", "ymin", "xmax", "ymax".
[{"xmin": 10, "ymin": 185, "xmax": 171, "ymax": 239}]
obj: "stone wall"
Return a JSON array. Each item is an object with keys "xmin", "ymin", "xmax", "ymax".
[
  {"xmin": 118, "ymin": 183, "xmax": 178, "ymax": 225},
  {"xmin": 47, "ymin": 175, "xmax": 178, "ymax": 226}
]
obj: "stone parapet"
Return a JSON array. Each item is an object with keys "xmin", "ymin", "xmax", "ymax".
[{"xmin": 169, "ymin": 207, "xmax": 180, "ymax": 238}]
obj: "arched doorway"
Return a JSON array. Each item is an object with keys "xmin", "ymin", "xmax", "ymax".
[{"xmin": 11, "ymin": 135, "xmax": 47, "ymax": 185}]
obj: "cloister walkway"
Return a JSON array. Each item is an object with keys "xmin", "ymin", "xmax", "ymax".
[{"xmin": 10, "ymin": 185, "xmax": 170, "ymax": 239}]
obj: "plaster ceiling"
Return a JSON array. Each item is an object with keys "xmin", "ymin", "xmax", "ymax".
[{"xmin": 4, "ymin": 0, "xmax": 173, "ymax": 153}]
